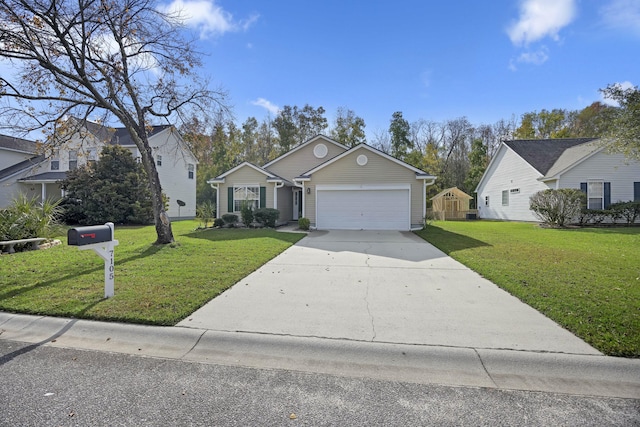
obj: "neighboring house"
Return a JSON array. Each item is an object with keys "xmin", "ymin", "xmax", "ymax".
[
  {"xmin": 208, "ymin": 135, "xmax": 436, "ymax": 230},
  {"xmin": 475, "ymin": 138, "xmax": 640, "ymax": 222},
  {"xmin": 0, "ymin": 134, "xmax": 46, "ymax": 206},
  {"xmin": 0, "ymin": 120, "xmax": 198, "ymax": 218}
]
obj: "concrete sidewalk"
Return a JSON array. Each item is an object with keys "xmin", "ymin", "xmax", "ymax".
[{"xmin": 179, "ymin": 230, "xmax": 600, "ymax": 355}]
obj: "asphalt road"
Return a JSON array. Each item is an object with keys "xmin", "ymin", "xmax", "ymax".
[{"xmin": 1, "ymin": 340, "xmax": 638, "ymax": 427}]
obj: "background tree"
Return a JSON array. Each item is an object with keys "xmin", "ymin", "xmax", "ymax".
[
  {"xmin": 273, "ymin": 104, "xmax": 328, "ymax": 153},
  {"xmin": 61, "ymin": 145, "xmax": 154, "ymax": 225},
  {"xmin": 464, "ymin": 138, "xmax": 488, "ymax": 197},
  {"xmin": 600, "ymin": 84, "xmax": 640, "ymax": 160},
  {"xmin": 389, "ymin": 111, "xmax": 413, "ymax": 160},
  {"xmin": 330, "ymin": 107, "xmax": 366, "ymax": 147},
  {"xmin": 0, "ymin": 0, "xmax": 227, "ymax": 244}
]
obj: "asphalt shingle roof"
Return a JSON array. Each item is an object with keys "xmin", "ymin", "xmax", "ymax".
[
  {"xmin": 0, "ymin": 134, "xmax": 38, "ymax": 154},
  {"xmin": 504, "ymin": 138, "xmax": 598, "ymax": 175},
  {"xmin": 0, "ymin": 155, "xmax": 45, "ymax": 181}
]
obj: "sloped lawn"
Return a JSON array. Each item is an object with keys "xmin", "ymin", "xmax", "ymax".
[
  {"xmin": 0, "ymin": 221, "xmax": 304, "ymax": 325},
  {"xmin": 415, "ymin": 221, "xmax": 640, "ymax": 357}
]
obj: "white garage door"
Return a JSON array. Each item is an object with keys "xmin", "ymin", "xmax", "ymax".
[{"xmin": 316, "ymin": 189, "xmax": 410, "ymax": 230}]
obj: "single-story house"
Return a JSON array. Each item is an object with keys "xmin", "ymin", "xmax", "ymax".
[
  {"xmin": 208, "ymin": 135, "xmax": 436, "ymax": 230},
  {"xmin": 475, "ymin": 138, "xmax": 640, "ymax": 222},
  {"xmin": 0, "ymin": 120, "xmax": 198, "ymax": 218}
]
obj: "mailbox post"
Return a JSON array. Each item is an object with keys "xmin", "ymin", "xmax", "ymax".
[{"xmin": 68, "ymin": 222, "xmax": 119, "ymax": 298}]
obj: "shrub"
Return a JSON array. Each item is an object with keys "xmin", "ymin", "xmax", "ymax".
[
  {"xmin": 298, "ymin": 217, "xmax": 310, "ymax": 231},
  {"xmin": 529, "ymin": 188, "xmax": 585, "ymax": 227},
  {"xmin": 0, "ymin": 194, "xmax": 62, "ymax": 250},
  {"xmin": 213, "ymin": 218, "xmax": 224, "ymax": 228},
  {"xmin": 60, "ymin": 145, "xmax": 153, "ymax": 225},
  {"xmin": 610, "ymin": 201, "xmax": 640, "ymax": 225},
  {"xmin": 221, "ymin": 213, "xmax": 238, "ymax": 226},
  {"xmin": 240, "ymin": 201, "xmax": 254, "ymax": 227},
  {"xmin": 196, "ymin": 201, "xmax": 216, "ymax": 228},
  {"xmin": 254, "ymin": 208, "xmax": 279, "ymax": 228}
]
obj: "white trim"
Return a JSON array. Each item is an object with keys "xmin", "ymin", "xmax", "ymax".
[
  {"xmin": 262, "ymin": 135, "xmax": 348, "ymax": 168},
  {"xmin": 299, "ymin": 144, "xmax": 433, "ymax": 178},
  {"xmin": 214, "ymin": 162, "xmax": 277, "ymax": 180}
]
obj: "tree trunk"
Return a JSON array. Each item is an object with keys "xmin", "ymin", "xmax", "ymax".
[{"xmin": 137, "ymin": 132, "xmax": 174, "ymax": 245}]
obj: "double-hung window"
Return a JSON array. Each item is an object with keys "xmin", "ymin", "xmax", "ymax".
[
  {"xmin": 587, "ymin": 180, "xmax": 604, "ymax": 210},
  {"xmin": 502, "ymin": 190, "xmax": 509, "ymax": 206},
  {"xmin": 188, "ymin": 163, "xmax": 194, "ymax": 179},
  {"xmin": 50, "ymin": 150, "xmax": 60, "ymax": 170},
  {"xmin": 68, "ymin": 150, "xmax": 78, "ymax": 170},
  {"xmin": 233, "ymin": 186, "xmax": 259, "ymax": 212}
]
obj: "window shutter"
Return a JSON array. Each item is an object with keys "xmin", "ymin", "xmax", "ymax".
[
  {"xmin": 634, "ymin": 182, "xmax": 640, "ymax": 201},
  {"xmin": 604, "ymin": 182, "xmax": 611, "ymax": 208},
  {"xmin": 228, "ymin": 187, "xmax": 234, "ymax": 212},
  {"xmin": 580, "ymin": 182, "xmax": 587, "ymax": 194},
  {"xmin": 259, "ymin": 186, "xmax": 266, "ymax": 208}
]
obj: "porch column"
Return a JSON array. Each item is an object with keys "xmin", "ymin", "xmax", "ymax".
[{"xmin": 41, "ymin": 183, "xmax": 46, "ymax": 202}]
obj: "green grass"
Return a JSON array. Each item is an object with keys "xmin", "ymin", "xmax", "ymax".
[
  {"xmin": 0, "ymin": 221, "xmax": 304, "ymax": 325},
  {"xmin": 415, "ymin": 221, "xmax": 640, "ymax": 357}
]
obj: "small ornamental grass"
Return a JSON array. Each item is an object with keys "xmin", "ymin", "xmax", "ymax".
[
  {"xmin": 0, "ymin": 221, "xmax": 304, "ymax": 325},
  {"xmin": 415, "ymin": 221, "xmax": 640, "ymax": 357}
]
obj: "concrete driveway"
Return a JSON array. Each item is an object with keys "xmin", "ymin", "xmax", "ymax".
[{"xmin": 179, "ymin": 230, "xmax": 600, "ymax": 355}]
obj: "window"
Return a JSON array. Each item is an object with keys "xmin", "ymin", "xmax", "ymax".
[
  {"xmin": 156, "ymin": 155, "xmax": 162, "ymax": 167},
  {"xmin": 233, "ymin": 186, "xmax": 259, "ymax": 212},
  {"xmin": 50, "ymin": 150, "xmax": 59, "ymax": 170},
  {"xmin": 485, "ymin": 195, "xmax": 490, "ymax": 206},
  {"xmin": 68, "ymin": 150, "xmax": 78, "ymax": 170},
  {"xmin": 188, "ymin": 163, "xmax": 194, "ymax": 179},
  {"xmin": 502, "ymin": 190, "xmax": 509, "ymax": 206},
  {"xmin": 587, "ymin": 180, "xmax": 604, "ymax": 210},
  {"xmin": 634, "ymin": 182, "xmax": 640, "ymax": 201},
  {"xmin": 87, "ymin": 148, "xmax": 97, "ymax": 166}
]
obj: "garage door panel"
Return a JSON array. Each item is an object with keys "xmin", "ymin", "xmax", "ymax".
[{"xmin": 317, "ymin": 189, "xmax": 410, "ymax": 230}]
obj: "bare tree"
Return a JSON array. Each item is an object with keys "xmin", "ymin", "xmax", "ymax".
[{"xmin": 0, "ymin": 0, "xmax": 228, "ymax": 244}]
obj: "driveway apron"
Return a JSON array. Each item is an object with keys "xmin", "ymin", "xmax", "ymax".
[{"xmin": 178, "ymin": 230, "xmax": 600, "ymax": 355}]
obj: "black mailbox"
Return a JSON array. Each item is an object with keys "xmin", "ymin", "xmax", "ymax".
[{"xmin": 68, "ymin": 225, "xmax": 113, "ymax": 246}]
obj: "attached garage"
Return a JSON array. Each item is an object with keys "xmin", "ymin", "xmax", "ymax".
[{"xmin": 316, "ymin": 186, "xmax": 411, "ymax": 230}]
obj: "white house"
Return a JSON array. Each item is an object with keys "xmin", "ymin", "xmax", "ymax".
[
  {"xmin": 475, "ymin": 138, "xmax": 640, "ymax": 222},
  {"xmin": 0, "ymin": 120, "xmax": 198, "ymax": 218}
]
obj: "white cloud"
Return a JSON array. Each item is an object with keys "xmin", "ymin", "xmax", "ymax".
[
  {"xmin": 600, "ymin": 81, "xmax": 635, "ymax": 106},
  {"xmin": 507, "ymin": 0, "xmax": 577, "ymax": 46},
  {"xmin": 158, "ymin": 0, "xmax": 258, "ymax": 39},
  {"xmin": 508, "ymin": 47, "xmax": 549, "ymax": 71},
  {"xmin": 251, "ymin": 98, "xmax": 280, "ymax": 115},
  {"xmin": 600, "ymin": 0, "xmax": 640, "ymax": 36}
]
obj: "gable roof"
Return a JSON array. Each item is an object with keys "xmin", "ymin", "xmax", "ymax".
[
  {"xmin": 504, "ymin": 138, "xmax": 598, "ymax": 175},
  {"xmin": 431, "ymin": 187, "xmax": 473, "ymax": 201},
  {"xmin": 295, "ymin": 143, "xmax": 435, "ymax": 180},
  {"xmin": 262, "ymin": 134, "xmax": 348, "ymax": 169},
  {"xmin": 0, "ymin": 155, "xmax": 45, "ymax": 181},
  {"xmin": 109, "ymin": 125, "xmax": 173, "ymax": 146},
  {"xmin": 541, "ymin": 140, "xmax": 603, "ymax": 180},
  {"xmin": 207, "ymin": 161, "xmax": 289, "ymax": 184},
  {"xmin": 0, "ymin": 134, "xmax": 38, "ymax": 154}
]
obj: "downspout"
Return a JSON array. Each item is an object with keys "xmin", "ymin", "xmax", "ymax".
[
  {"xmin": 423, "ymin": 178, "xmax": 436, "ymax": 223},
  {"xmin": 293, "ymin": 179, "xmax": 305, "ymax": 218}
]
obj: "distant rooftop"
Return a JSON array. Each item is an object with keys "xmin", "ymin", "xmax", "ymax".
[{"xmin": 504, "ymin": 138, "xmax": 599, "ymax": 175}]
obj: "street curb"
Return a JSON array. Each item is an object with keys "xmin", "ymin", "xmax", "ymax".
[{"xmin": 1, "ymin": 312, "xmax": 638, "ymax": 399}]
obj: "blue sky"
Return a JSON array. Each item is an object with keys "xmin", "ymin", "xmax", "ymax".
[{"xmin": 161, "ymin": 0, "xmax": 638, "ymax": 138}]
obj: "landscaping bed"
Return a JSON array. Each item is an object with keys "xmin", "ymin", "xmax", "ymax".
[
  {"xmin": 0, "ymin": 221, "xmax": 304, "ymax": 325},
  {"xmin": 415, "ymin": 221, "xmax": 640, "ymax": 357}
]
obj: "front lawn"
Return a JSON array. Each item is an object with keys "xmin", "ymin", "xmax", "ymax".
[
  {"xmin": 415, "ymin": 221, "xmax": 640, "ymax": 357},
  {"xmin": 0, "ymin": 221, "xmax": 304, "ymax": 325}
]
